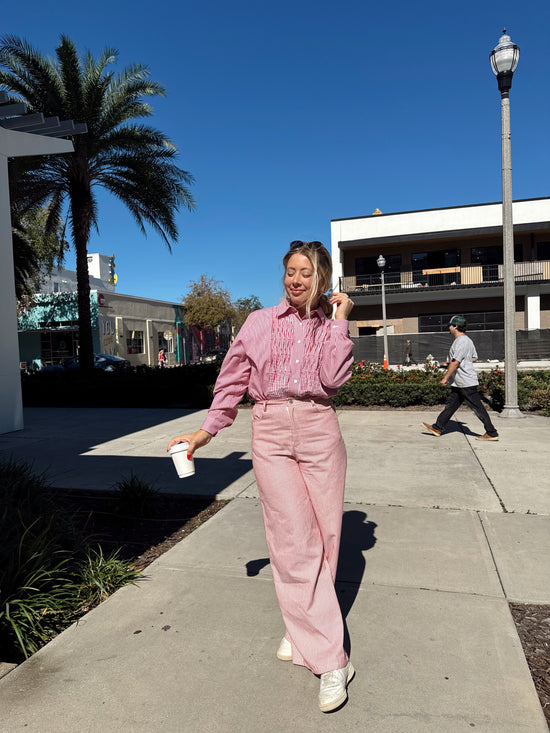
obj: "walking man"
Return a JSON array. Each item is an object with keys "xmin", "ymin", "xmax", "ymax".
[{"xmin": 422, "ymin": 315, "xmax": 499, "ymax": 441}]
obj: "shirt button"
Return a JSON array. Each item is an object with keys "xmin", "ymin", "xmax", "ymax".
[
  {"xmin": 297, "ymin": 340, "xmax": 301, "ymax": 344},
  {"xmin": 294, "ymin": 379, "xmax": 298, "ymax": 383},
  {"xmin": 295, "ymin": 359, "xmax": 299, "ymax": 363}
]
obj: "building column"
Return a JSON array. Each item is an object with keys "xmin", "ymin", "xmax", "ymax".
[
  {"xmin": 525, "ymin": 288, "xmax": 540, "ymax": 330},
  {"xmin": 115, "ymin": 317, "xmax": 125, "ymax": 357},
  {"xmin": 0, "ymin": 154, "xmax": 23, "ymax": 432},
  {"xmin": 146, "ymin": 319, "xmax": 154, "ymax": 366}
]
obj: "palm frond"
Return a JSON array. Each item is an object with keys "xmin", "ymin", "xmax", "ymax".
[{"xmin": 0, "ymin": 35, "xmax": 65, "ymax": 113}]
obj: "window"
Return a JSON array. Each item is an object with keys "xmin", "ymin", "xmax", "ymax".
[
  {"xmin": 470, "ymin": 244, "xmax": 523, "ymax": 265},
  {"xmin": 419, "ymin": 312, "xmax": 504, "ymax": 333},
  {"xmin": 537, "ymin": 241, "xmax": 550, "ymax": 260},
  {"xmin": 126, "ymin": 330, "xmax": 144, "ymax": 354},
  {"xmin": 411, "ymin": 250, "xmax": 461, "ymax": 285},
  {"xmin": 412, "ymin": 249, "xmax": 461, "ymax": 270},
  {"xmin": 355, "ymin": 254, "xmax": 402, "ymax": 285},
  {"xmin": 158, "ymin": 333, "xmax": 173, "ymax": 353},
  {"xmin": 40, "ymin": 330, "xmax": 78, "ymax": 362}
]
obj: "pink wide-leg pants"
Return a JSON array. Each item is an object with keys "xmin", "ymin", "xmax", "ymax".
[{"xmin": 251, "ymin": 398, "xmax": 348, "ymax": 674}]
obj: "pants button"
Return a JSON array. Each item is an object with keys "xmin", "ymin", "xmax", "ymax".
[{"xmin": 288, "ymin": 399, "xmax": 294, "ymax": 403}]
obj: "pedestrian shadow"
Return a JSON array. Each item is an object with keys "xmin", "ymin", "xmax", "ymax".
[
  {"xmin": 447, "ymin": 420, "xmax": 480, "ymax": 437},
  {"xmin": 336, "ymin": 510, "xmax": 377, "ymax": 657},
  {"xmin": 421, "ymin": 420, "xmax": 480, "ymax": 437}
]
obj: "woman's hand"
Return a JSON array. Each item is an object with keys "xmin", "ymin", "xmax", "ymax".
[
  {"xmin": 329, "ymin": 291, "xmax": 354, "ymax": 320},
  {"xmin": 167, "ymin": 429, "xmax": 212, "ymax": 458}
]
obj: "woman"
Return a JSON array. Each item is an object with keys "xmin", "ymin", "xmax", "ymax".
[{"xmin": 167, "ymin": 241, "xmax": 355, "ymax": 712}]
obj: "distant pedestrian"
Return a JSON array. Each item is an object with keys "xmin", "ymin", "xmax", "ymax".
[
  {"xmin": 158, "ymin": 348, "xmax": 167, "ymax": 368},
  {"xmin": 402, "ymin": 339, "xmax": 417, "ymax": 365},
  {"xmin": 422, "ymin": 315, "xmax": 499, "ymax": 441}
]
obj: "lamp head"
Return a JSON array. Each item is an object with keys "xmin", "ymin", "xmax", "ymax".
[
  {"xmin": 490, "ymin": 29, "xmax": 519, "ymax": 94},
  {"xmin": 377, "ymin": 254, "xmax": 386, "ymax": 269}
]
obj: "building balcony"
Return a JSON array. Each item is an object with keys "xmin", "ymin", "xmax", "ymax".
[{"xmin": 339, "ymin": 260, "xmax": 550, "ymax": 296}]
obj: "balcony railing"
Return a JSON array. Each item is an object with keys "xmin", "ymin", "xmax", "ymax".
[{"xmin": 340, "ymin": 260, "xmax": 550, "ymax": 295}]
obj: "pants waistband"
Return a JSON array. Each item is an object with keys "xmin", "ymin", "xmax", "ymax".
[{"xmin": 254, "ymin": 397, "xmax": 332, "ymax": 407}]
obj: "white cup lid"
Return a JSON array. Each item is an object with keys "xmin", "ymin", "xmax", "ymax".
[{"xmin": 169, "ymin": 442, "xmax": 189, "ymax": 454}]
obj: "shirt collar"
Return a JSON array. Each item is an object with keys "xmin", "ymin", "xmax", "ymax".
[{"xmin": 276, "ymin": 300, "xmax": 326, "ymax": 321}]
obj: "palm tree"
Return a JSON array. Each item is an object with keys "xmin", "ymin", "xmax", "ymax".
[{"xmin": 0, "ymin": 35, "xmax": 195, "ymax": 370}]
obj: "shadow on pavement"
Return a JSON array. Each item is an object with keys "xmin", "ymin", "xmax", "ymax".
[
  {"xmin": 0, "ymin": 450, "xmax": 252, "ymax": 497},
  {"xmin": 244, "ymin": 509, "xmax": 378, "ymax": 657}
]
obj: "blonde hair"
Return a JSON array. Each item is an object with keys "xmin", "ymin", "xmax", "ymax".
[{"xmin": 283, "ymin": 241, "xmax": 333, "ymax": 318}]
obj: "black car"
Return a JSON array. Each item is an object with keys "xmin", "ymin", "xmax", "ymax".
[
  {"xmin": 62, "ymin": 353, "xmax": 131, "ymax": 371},
  {"xmin": 198, "ymin": 349, "xmax": 228, "ymax": 365}
]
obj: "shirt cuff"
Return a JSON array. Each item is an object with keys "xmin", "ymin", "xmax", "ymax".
[
  {"xmin": 200, "ymin": 416, "xmax": 221, "ymax": 437},
  {"xmin": 331, "ymin": 319, "xmax": 349, "ymax": 332}
]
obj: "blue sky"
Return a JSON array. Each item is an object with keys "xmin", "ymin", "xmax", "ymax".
[{"xmin": 3, "ymin": 0, "xmax": 550, "ymax": 308}]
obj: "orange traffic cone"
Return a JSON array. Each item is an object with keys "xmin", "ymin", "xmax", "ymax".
[
  {"xmin": 383, "ymin": 353, "xmax": 388, "ymax": 369},
  {"xmin": 446, "ymin": 354, "xmax": 450, "ymax": 364}
]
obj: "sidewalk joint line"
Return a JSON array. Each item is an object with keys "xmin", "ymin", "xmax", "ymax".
[
  {"xmin": 461, "ymin": 426, "xmax": 508, "ymax": 512},
  {"xmin": 476, "ymin": 511, "xmax": 508, "ymax": 599}
]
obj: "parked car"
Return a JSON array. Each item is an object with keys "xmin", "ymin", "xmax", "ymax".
[
  {"xmin": 62, "ymin": 353, "xmax": 131, "ymax": 371},
  {"xmin": 198, "ymin": 349, "xmax": 228, "ymax": 365}
]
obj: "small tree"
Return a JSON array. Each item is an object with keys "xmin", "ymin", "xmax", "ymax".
[
  {"xmin": 182, "ymin": 275, "xmax": 234, "ymax": 331},
  {"xmin": 233, "ymin": 295, "xmax": 263, "ymax": 333},
  {"xmin": 13, "ymin": 206, "xmax": 68, "ymax": 307}
]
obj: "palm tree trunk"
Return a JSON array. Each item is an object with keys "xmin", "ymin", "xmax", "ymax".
[{"xmin": 70, "ymin": 179, "xmax": 94, "ymax": 372}]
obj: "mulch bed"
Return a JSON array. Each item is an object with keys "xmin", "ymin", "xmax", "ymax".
[
  {"xmin": 509, "ymin": 603, "xmax": 550, "ymax": 724},
  {"xmin": 52, "ymin": 490, "xmax": 549, "ymax": 725},
  {"xmin": 53, "ymin": 489, "xmax": 228, "ymax": 571}
]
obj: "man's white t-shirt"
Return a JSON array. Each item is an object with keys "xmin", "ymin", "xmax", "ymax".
[{"xmin": 449, "ymin": 334, "xmax": 478, "ymax": 388}]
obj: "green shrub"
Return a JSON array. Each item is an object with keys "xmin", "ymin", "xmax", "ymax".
[
  {"xmin": 333, "ymin": 361, "xmax": 447, "ymax": 407},
  {"xmin": 75, "ymin": 546, "xmax": 139, "ymax": 612},
  {"xmin": 112, "ymin": 474, "xmax": 158, "ymax": 517},
  {"xmin": 478, "ymin": 368, "xmax": 505, "ymax": 411},
  {"xmin": 21, "ymin": 363, "xmax": 221, "ymax": 409},
  {"xmin": 527, "ymin": 388, "xmax": 550, "ymax": 416},
  {"xmin": 0, "ymin": 520, "xmax": 77, "ymax": 657},
  {"xmin": 478, "ymin": 368, "xmax": 550, "ymax": 412},
  {"xmin": 0, "ymin": 459, "xmax": 140, "ymax": 661}
]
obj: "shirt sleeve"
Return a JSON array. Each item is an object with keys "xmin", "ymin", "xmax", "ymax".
[
  {"xmin": 200, "ymin": 322, "xmax": 252, "ymax": 436},
  {"xmin": 319, "ymin": 319, "xmax": 354, "ymax": 390}
]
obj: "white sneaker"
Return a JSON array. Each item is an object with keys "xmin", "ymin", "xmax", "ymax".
[
  {"xmin": 276, "ymin": 637, "xmax": 292, "ymax": 661},
  {"xmin": 319, "ymin": 662, "xmax": 355, "ymax": 712}
]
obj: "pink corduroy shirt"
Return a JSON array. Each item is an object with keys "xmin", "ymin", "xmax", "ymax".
[{"xmin": 200, "ymin": 301, "xmax": 354, "ymax": 436}]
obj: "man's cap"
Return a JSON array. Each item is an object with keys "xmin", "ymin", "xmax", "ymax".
[{"xmin": 449, "ymin": 315, "xmax": 467, "ymax": 326}]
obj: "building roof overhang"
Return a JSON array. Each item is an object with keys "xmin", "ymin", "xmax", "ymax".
[{"xmin": 332, "ymin": 197, "xmax": 550, "ymax": 250}]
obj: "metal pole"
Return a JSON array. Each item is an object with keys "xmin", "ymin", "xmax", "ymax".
[
  {"xmin": 381, "ymin": 269, "xmax": 389, "ymax": 366},
  {"xmin": 499, "ymin": 89, "xmax": 522, "ymax": 418}
]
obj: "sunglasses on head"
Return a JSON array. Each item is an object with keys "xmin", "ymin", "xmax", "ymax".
[{"xmin": 289, "ymin": 240, "xmax": 324, "ymax": 251}]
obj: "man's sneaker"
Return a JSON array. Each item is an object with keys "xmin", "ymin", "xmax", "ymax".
[
  {"xmin": 319, "ymin": 662, "xmax": 355, "ymax": 712},
  {"xmin": 422, "ymin": 422, "xmax": 441, "ymax": 437},
  {"xmin": 475, "ymin": 433, "xmax": 499, "ymax": 441},
  {"xmin": 276, "ymin": 637, "xmax": 292, "ymax": 661}
]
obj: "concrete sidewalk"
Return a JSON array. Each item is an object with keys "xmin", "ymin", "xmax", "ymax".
[{"xmin": 0, "ymin": 407, "xmax": 549, "ymax": 732}]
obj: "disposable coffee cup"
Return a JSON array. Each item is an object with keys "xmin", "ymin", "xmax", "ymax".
[{"xmin": 169, "ymin": 442, "xmax": 195, "ymax": 478}]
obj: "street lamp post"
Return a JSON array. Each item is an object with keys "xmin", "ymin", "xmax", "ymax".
[
  {"xmin": 490, "ymin": 29, "xmax": 522, "ymax": 418},
  {"xmin": 377, "ymin": 254, "xmax": 389, "ymax": 367}
]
